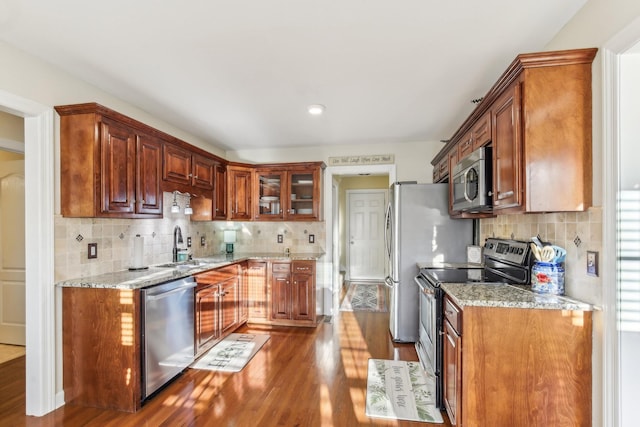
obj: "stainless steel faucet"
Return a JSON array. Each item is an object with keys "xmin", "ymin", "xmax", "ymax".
[{"xmin": 172, "ymin": 225, "xmax": 183, "ymax": 262}]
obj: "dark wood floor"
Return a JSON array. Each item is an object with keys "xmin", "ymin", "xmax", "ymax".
[{"xmin": 0, "ymin": 308, "xmax": 451, "ymax": 426}]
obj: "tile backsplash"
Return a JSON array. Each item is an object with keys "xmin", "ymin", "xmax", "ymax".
[
  {"xmin": 479, "ymin": 207, "xmax": 602, "ymax": 304},
  {"xmin": 54, "ymin": 192, "xmax": 326, "ymax": 282}
]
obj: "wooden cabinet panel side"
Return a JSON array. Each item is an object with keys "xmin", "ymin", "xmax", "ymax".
[
  {"xmin": 462, "ymin": 306, "xmax": 592, "ymax": 427},
  {"xmin": 59, "ymin": 113, "xmax": 98, "ymax": 217},
  {"xmin": 62, "ymin": 288, "xmax": 141, "ymax": 412},
  {"xmin": 522, "ymin": 65, "xmax": 593, "ymax": 212}
]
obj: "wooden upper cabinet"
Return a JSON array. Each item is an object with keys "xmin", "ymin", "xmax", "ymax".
[
  {"xmin": 431, "ymin": 47, "xmax": 597, "ymax": 215},
  {"xmin": 163, "ymin": 143, "xmax": 215, "ymax": 192},
  {"xmin": 56, "ymin": 104, "xmax": 163, "ymax": 218},
  {"xmin": 192, "ymin": 153, "xmax": 215, "ymax": 190},
  {"xmin": 492, "ymin": 79, "xmax": 522, "ymax": 211},
  {"xmin": 491, "ymin": 49, "xmax": 596, "ymax": 213},
  {"xmin": 136, "ymin": 134, "xmax": 163, "ymax": 215},
  {"xmin": 255, "ymin": 168, "xmax": 286, "ymax": 221},
  {"xmin": 457, "ymin": 131, "xmax": 473, "ymax": 160},
  {"xmin": 213, "ymin": 162, "xmax": 228, "ymax": 220},
  {"xmin": 471, "ymin": 111, "xmax": 491, "ymax": 150},
  {"xmin": 100, "ymin": 119, "xmax": 137, "ymax": 215},
  {"xmin": 448, "ymin": 147, "xmax": 460, "ymax": 216},
  {"xmin": 227, "ymin": 165, "xmax": 253, "ymax": 220}
]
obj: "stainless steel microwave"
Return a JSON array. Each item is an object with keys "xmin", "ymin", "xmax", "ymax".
[{"xmin": 451, "ymin": 146, "xmax": 492, "ymax": 212}]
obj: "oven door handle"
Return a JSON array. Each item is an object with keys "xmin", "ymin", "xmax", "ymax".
[{"xmin": 414, "ymin": 275, "xmax": 435, "ymax": 295}]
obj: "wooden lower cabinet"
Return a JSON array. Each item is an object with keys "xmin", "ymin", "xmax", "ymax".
[
  {"xmin": 246, "ymin": 260, "xmax": 269, "ymax": 322},
  {"xmin": 442, "ymin": 294, "xmax": 592, "ymax": 426},
  {"xmin": 62, "ymin": 287, "xmax": 142, "ymax": 412},
  {"xmin": 291, "ymin": 261, "xmax": 315, "ymax": 321},
  {"xmin": 443, "ymin": 298, "xmax": 462, "ymax": 425},
  {"xmin": 269, "ymin": 260, "xmax": 316, "ymax": 326},
  {"xmin": 194, "ymin": 264, "xmax": 244, "ymax": 357}
]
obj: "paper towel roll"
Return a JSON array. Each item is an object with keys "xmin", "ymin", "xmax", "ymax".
[{"xmin": 131, "ymin": 234, "xmax": 144, "ymax": 269}]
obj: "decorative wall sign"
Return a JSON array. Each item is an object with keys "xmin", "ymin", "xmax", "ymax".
[{"xmin": 328, "ymin": 154, "xmax": 395, "ymax": 166}]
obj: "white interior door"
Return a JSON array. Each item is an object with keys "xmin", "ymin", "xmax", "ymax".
[
  {"xmin": 0, "ymin": 159, "xmax": 25, "ymax": 345},
  {"xmin": 347, "ymin": 190, "xmax": 386, "ymax": 281}
]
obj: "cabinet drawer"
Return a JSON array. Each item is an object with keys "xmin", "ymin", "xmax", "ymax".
[
  {"xmin": 444, "ymin": 296, "xmax": 462, "ymax": 334},
  {"xmin": 272, "ymin": 262, "xmax": 291, "ymax": 273},
  {"xmin": 292, "ymin": 261, "xmax": 314, "ymax": 273}
]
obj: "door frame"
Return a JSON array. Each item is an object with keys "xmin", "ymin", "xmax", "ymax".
[
  {"xmin": 345, "ymin": 189, "xmax": 387, "ymax": 281},
  {"xmin": 0, "ymin": 90, "xmax": 57, "ymax": 416},
  {"xmin": 323, "ymin": 165, "xmax": 396, "ymax": 316},
  {"xmin": 602, "ymin": 15, "xmax": 640, "ymax": 427}
]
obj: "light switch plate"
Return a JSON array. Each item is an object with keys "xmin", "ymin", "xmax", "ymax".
[
  {"xmin": 587, "ymin": 251, "xmax": 598, "ymax": 276},
  {"xmin": 88, "ymin": 243, "xmax": 98, "ymax": 259},
  {"xmin": 309, "ymin": 234, "xmax": 315, "ymax": 244}
]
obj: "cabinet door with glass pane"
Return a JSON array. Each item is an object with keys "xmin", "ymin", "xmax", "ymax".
[
  {"xmin": 288, "ymin": 167, "xmax": 321, "ymax": 220},
  {"xmin": 255, "ymin": 169, "xmax": 285, "ymax": 221}
]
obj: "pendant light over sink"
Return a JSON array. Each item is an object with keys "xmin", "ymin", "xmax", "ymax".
[{"xmin": 171, "ymin": 190, "xmax": 193, "ymax": 215}]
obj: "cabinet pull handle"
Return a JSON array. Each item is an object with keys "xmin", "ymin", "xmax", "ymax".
[{"xmin": 498, "ymin": 190, "xmax": 514, "ymax": 199}]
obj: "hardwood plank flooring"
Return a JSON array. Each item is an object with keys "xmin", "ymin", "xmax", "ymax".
[{"xmin": 0, "ymin": 310, "xmax": 451, "ymax": 426}]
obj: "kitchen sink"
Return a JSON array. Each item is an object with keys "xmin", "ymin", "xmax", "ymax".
[{"xmin": 155, "ymin": 260, "xmax": 209, "ymax": 270}]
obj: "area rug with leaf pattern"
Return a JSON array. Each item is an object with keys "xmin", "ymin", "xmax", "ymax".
[
  {"xmin": 366, "ymin": 359, "xmax": 444, "ymax": 423},
  {"xmin": 190, "ymin": 333, "xmax": 270, "ymax": 372},
  {"xmin": 339, "ymin": 282, "xmax": 388, "ymax": 312}
]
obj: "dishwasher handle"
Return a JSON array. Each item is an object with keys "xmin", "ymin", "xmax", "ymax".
[{"xmin": 143, "ymin": 276, "xmax": 196, "ymax": 300}]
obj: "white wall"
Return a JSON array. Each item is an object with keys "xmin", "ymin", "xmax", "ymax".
[{"xmin": 227, "ymin": 139, "xmax": 444, "ymax": 184}]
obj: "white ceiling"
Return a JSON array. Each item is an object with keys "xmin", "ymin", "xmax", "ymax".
[{"xmin": 0, "ymin": 0, "xmax": 588, "ymax": 152}]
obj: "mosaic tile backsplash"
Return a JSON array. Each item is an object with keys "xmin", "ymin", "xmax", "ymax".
[
  {"xmin": 479, "ymin": 207, "xmax": 602, "ymax": 304},
  {"xmin": 54, "ymin": 192, "xmax": 326, "ymax": 282}
]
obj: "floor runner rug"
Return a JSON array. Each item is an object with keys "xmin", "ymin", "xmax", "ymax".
[
  {"xmin": 190, "ymin": 333, "xmax": 270, "ymax": 372},
  {"xmin": 339, "ymin": 282, "xmax": 388, "ymax": 312},
  {"xmin": 365, "ymin": 359, "xmax": 444, "ymax": 423}
]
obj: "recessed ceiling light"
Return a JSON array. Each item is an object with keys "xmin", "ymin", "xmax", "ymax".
[{"xmin": 308, "ymin": 104, "xmax": 325, "ymax": 115}]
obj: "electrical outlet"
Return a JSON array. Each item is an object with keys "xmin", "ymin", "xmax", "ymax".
[
  {"xmin": 187, "ymin": 237, "xmax": 192, "ymax": 247},
  {"xmin": 309, "ymin": 234, "xmax": 315, "ymax": 244},
  {"xmin": 201, "ymin": 236, "xmax": 206, "ymax": 246},
  {"xmin": 88, "ymin": 243, "xmax": 98, "ymax": 259},
  {"xmin": 587, "ymin": 251, "xmax": 598, "ymax": 276},
  {"xmin": 277, "ymin": 234, "xmax": 283, "ymax": 243}
]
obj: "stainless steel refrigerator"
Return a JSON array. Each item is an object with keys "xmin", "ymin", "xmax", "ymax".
[{"xmin": 384, "ymin": 182, "xmax": 473, "ymax": 342}]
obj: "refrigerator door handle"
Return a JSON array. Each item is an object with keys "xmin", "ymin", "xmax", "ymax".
[
  {"xmin": 383, "ymin": 276, "xmax": 395, "ymax": 289},
  {"xmin": 384, "ymin": 202, "xmax": 392, "ymax": 259}
]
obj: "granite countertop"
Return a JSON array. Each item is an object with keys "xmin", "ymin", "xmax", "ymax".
[
  {"xmin": 56, "ymin": 252, "xmax": 325, "ymax": 290},
  {"xmin": 440, "ymin": 282, "xmax": 593, "ymax": 311}
]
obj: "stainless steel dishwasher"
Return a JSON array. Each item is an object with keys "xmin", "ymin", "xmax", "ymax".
[{"xmin": 141, "ymin": 276, "xmax": 196, "ymax": 401}]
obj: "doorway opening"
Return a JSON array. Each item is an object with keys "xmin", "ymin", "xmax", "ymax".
[
  {"xmin": 323, "ymin": 164, "xmax": 396, "ymax": 316},
  {"xmin": 0, "ymin": 90, "xmax": 56, "ymax": 417},
  {"xmin": 0, "ymin": 110, "xmax": 26, "ymax": 356}
]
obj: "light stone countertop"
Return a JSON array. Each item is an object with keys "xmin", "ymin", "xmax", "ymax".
[
  {"xmin": 440, "ymin": 282, "xmax": 593, "ymax": 311},
  {"xmin": 56, "ymin": 252, "xmax": 325, "ymax": 290}
]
